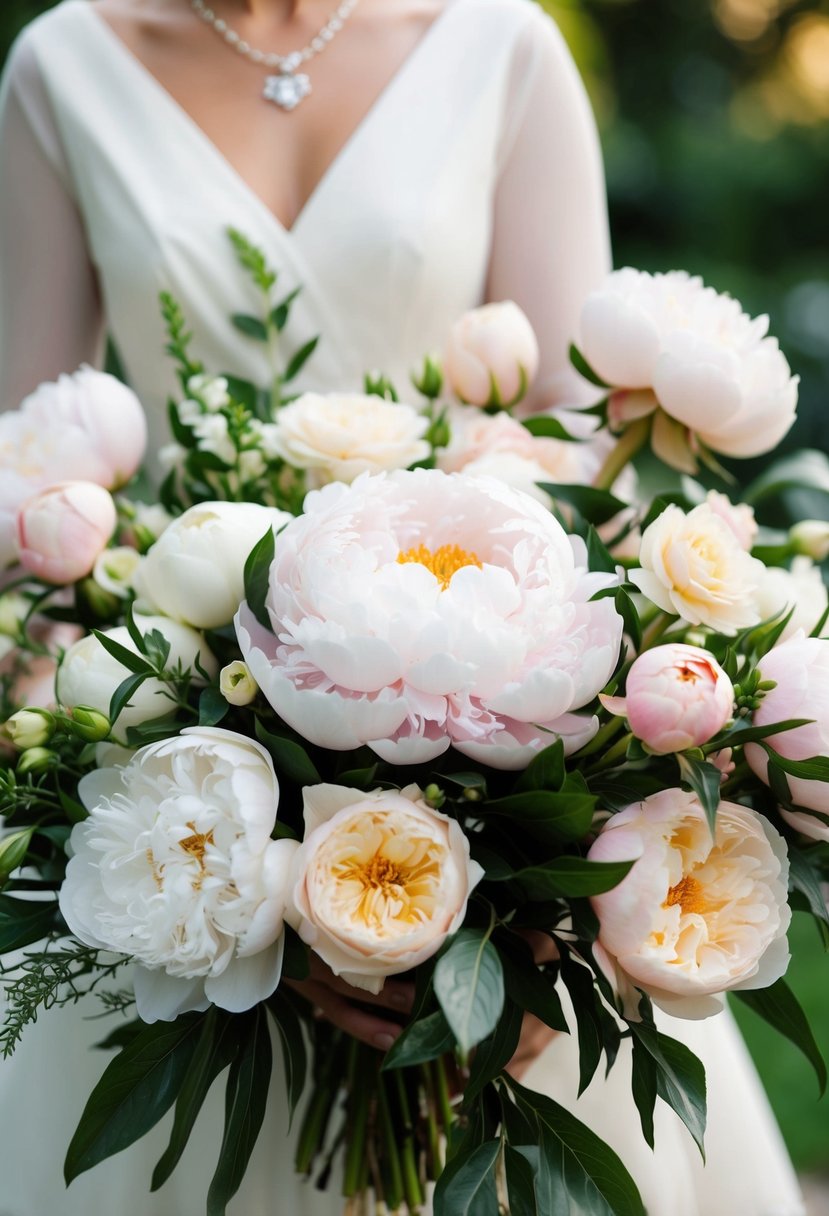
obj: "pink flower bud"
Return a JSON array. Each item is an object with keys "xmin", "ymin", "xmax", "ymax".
[
  {"xmin": 601, "ymin": 643, "xmax": 734, "ymax": 754},
  {"xmin": 17, "ymin": 482, "xmax": 117, "ymax": 585},
  {"xmin": 443, "ymin": 302, "xmax": 539, "ymax": 408}
]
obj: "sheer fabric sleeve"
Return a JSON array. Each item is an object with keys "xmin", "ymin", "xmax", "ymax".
[
  {"xmin": 0, "ymin": 30, "xmax": 103, "ymax": 414},
  {"xmin": 487, "ymin": 9, "xmax": 612, "ymax": 410}
]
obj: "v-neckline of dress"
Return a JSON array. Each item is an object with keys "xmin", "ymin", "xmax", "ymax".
[{"xmin": 78, "ymin": 0, "xmax": 467, "ymax": 239}]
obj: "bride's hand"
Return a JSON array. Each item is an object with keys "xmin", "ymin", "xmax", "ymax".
[{"xmin": 285, "ymin": 956, "xmax": 415, "ymax": 1052}]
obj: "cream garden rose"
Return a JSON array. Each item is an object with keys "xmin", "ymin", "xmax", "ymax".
[
  {"xmin": 287, "ymin": 784, "xmax": 483, "ymax": 993},
  {"xmin": 265, "ymin": 392, "xmax": 431, "ymax": 484},
  {"xmin": 630, "ymin": 502, "xmax": 764, "ymax": 634},
  {"xmin": 59, "ymin": 728, "xmax": 298, "ymax": 1022},
  {"xmin": 135, "ymin": 500, "xmax": 291, "ymax": 630},
  {"xmin": 589, "ymin": 789, "xmax": 790, "ymax": 1018},
  {"xmin": 236, "ymin": 469, "xmax": 623, "ymax": 769}
]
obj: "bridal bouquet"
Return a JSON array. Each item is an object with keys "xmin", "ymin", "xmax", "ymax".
[{"xmin": 1, "ymin": 235, "xmax": 827, "ymax": 1216}]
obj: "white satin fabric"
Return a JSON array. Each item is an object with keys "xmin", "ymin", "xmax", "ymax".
[{"xmin": 0, "ymin": 0, "xmax": 805, "ymax": 1212}]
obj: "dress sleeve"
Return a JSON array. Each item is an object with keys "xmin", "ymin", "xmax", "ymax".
[
  {"xmin": 486, "ymin": 9, "xmax": 612, "ymax": 410},
  {"xmin": 0, "ymin": 30, "xmax": 103, "ymax": 414}
]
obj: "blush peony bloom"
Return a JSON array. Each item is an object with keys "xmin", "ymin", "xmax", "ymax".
[
  {"xmin": 579, "ymin": 269, "xmax": 798, "ymax": 466},
  {"xmin": 630, "ymin": 502, "xmax": 765, "ymax": 635},
  {"xmin": 443, "ymin": 302, "xmax": 540, "ymax": 408},
  {"xmin": 59, "ymin": 727, "xmax": 298, "ymax": 1022},
  {"xmin": 57, "ymin": 614, "xmax": 217, "ymax": 738},
  {"xmin": 704, "ymin": 490, "xmax": 758, "ymax": 551},
  {"xmin": 287, "ymin": 784, "xmax": 483, "ymax": 993},
  {"xmin": 589, "ymin": 789, "xmax": 791, "ymax": 1018},
  {"xmin": 601, "ymin": 643, "xmax": 733, "ymax": 754},
  {"xmin": 236, "ymin": 469, "xmax": 623, "ymax": 769},
  {"xmin": 135, "ymin": 501, "xmax": 292, "ymax": 630},
  {"xmin": 266, "ymin": 392, "xmax": 431, "ymax": 484},
  {"xmin": 745, "ymin": 634, "xmax": 829, "ymax": 832},
  {"xmin": 0, "ymin": 368, "xmax": 147, "ymax": 567},
  {"xmin": 16, "ymin": 482, "xmax": 116, "ymax": 585}
]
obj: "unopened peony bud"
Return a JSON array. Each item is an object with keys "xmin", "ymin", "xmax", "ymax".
[
  {"xmin": 423, "ymin": 783, "xmax": 446, "ymax": 809},
  {"xmin": 16, "ymin": 746, "xmax": 55, "ymax": 775},
  {"xmin": 790, "ymin": 520, "xmax": 829, "ymax": 562},
  {"xmin": 411, "ymin": 354, "xmax": 443, "ymax": 400},
  {"xmin": 68, "ymin": 706, "xmax": 111, "ymax": 742},
  {"xmin": 219, "ymin": 661, "xmax": 258, "ymax": 707},
  {"xmin": 93, "ymin": 546, "xmax": 142, "ymax": 600},
  {"xmin": 17, "ymin": 482, "xmax": 117, "ymax": 585},
  {"xmin": 0, "ymin": 828, "xmax": 34, "ymax": 879},
  {"xmin": 3, "ymin": 708, "xmax": 55, "ymax": 750},
  {"xmin": 0, "ymin": 593, "xmax": 28, "ymax": 638},
  {"xmin": 75, "ymin": 577, "xmax": 122, "ymax": 623},
  {"xmin": 444, "ymin": 302, "xmax": 539, "ymax": 409}
]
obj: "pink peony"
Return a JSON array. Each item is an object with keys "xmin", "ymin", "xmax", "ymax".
[
  {"xmin": 236, "ymin": 469, "xmax": 623, "ymax": 770},
  {"xmin": 443, "ymin": 302, "xmax": 539, "ymax": 408},
  {"xmin": 601, "ymin": 643, "xmax": 733, "ymax": 754},
  {"xmin": 17, "ymin": 482, "xmax": 116, "ymax": 585}
]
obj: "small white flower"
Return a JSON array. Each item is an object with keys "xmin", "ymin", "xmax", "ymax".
[
  {"xmin": 177, "ymin": 398, "xmax": 203, "ymax": 426},
  {"xmin": 192, "ymin": 414, "xmax": 236, "ymax": 465},
  {"xmin": 187, "ymin": 374, "xmax": 231, "ymax": 411},
  {"xmin": 158, "ymin": 442, "xmax": 186, "ymax": 472},
  {"xmin": 93, "ymin": 546, "xmax": 143, "ymax": 599},
  {"xmin": 59, "ymin": 727, "xmax": 298, "ymax": 1022},
  {"xmin": 220, "ymin": 660, "xmax": 259, "ymax": 706}
]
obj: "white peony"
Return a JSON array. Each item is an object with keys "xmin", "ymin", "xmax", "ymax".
[
  {"xmin": 589, "ymin": 789, "xmax": 791, "ymax": 1018},
  {"xmin": 630, "ymin": 502, "xmax": 765, "ymax": 635},
  {"xmin": 236, "ymin": 469, "xmax": 623, "ymax": 770},
  {"xmin": 265, "ymin": 392, "xmax": 431, "ymax": 484},
  {"xmin": 579, "ymin": 269, "xmax": 798, "ymax": 465},
  {"xmin": 59, "ymin": 727, "xmax": 298, "ymax": 1022},
  {"xmin": 135, "ymin": 501, "xmax": 292, "ymax": 630},
  {"xmin": 755, "ymin": 557, "xmax": 828, "ymax": 643},
  {"xmin": 443, "ymin": 302, "xmax": 540, "ymax": 408},
  {"xmin": 287, "ymin": 784, "xmax": 483, "ymax": 993},
  {"xmin": 57, "ymin": 614, "xmax": 216, "ymax": 738}
]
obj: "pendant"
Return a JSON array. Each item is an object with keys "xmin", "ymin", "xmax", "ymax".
[{"xmin": 264, "ymin": 70, "xmax": 312, "ymax": 111}]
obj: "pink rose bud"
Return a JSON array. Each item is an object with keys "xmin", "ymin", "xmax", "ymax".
[
  {"xmin": 443, "ymin": 301, "xmax": 539, "ymax": 408},
  {"xmin": 601, "ymin": 643, "xmax": 734, "ymax": 754},
  {"xmin": 17, "ymin": 481, "xmax": 117, "ymax": 585}
]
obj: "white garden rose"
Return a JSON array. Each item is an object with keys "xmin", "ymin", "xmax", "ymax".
[
  {"xmin": 589, "ymin": 789, "xmax": 791, "ymax": 1018},
  {"xmin": 57, "ymin": 615, "xmax": 216, "ymax": 738},
  {"xmin": 630, "ymin": 502, "xmax": 764, "ymax": 634},
  {"xmin": 236, "ymin": 469, "xmax": 623, "ymax": 769},
  {"xmin": 287, "ymin": 784, "xmax": 483, "ymax": 993},
  {"xmin": 135, "ymin": 501, "xmax": 291, "ymax": 630},
  {"xmin": 266, "ymin": 392, "xmax": 431, "ymax": 484},
  {"xmin": 755, "ymin": 557, "xmax": 828, "ymax": 643},
  {"xmin": 59, "ymin": 727, "xmax": 298, "ymax": 1021},
  {"xmin": 579, "ymin": 269, "xmax": 798, "ymax": 467}
]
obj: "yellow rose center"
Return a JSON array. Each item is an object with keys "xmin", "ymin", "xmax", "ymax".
[
  {"xmin": 397, "ymin": 542, "xmax": 482, "ymax": 589},
  {"xmin": 664, "ymin": 873, "xmax": 708, "ymax": 916}
]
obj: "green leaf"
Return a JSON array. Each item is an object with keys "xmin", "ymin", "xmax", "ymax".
[
  {"xmin": 382, "ymin": 1008, "xmax": 455, "ymax": 1070},
  {"xmin": 271, "ymin": 286, "xmax": 302, "ymax": 331},
  {"xmin": 167, "ymin": 399, "xmax": 197, "ymax": 448},
  {"xmin": 515, "ymin": 740, "xmax": 565, "ymax": 793},
  {"xmin": 569, "ymin": 343, "xmax": 611, "ymax": 389},
  {"xmin": 242, "ymin": 526, "xmax": 276, "ymax": 630},
  {"xmin": 484, "ymin": 791, "xmax": 596, "ymax": 844},
  {"xmin": 152, "ymin": 1010, "xmax": 238, "ymax": 1191},
  {"xmin": 499, "ymin": 945, "xmax": 568, "ymax": 1033},
  {"xmin": 734, "ymin": 979, "xmax": 827, "ymax": 1096},
  {"xmin": 614, "ymin": 587, "xmax": 642, "ymax": 653},
  {"xmin": 231, "ymin": 313, "xmax": 269, "ymax": 341},
  {"xmin": 720, "ymin": 718, "xmax": 812, "ymax": 747},
  {"xmin": 283, "ymin": 336, "xmax": 319, "ymax": 382},
  {"xmin": 223, "ymin": 375, "xmax": 258, "ymax": 412},
  {"xmin": 677, "ymin": 754, "xmax": 721, "ymax": 837},
  {"xmin": 65, "ymin": 1014, "xmax": 204, "ymax": 1182},
  {"xmin": 630, "ymin": 1035, "xmax": 657, "ymax": 1149},
  {"xmin": 266, "ymin": 992, "xmax": 307, "ymax": 1124},
  {"xmin": 522, "ymin": 415, "xmax": 578, "ymax": 442},
  {"xmin": 199, "ymin": 685, "xmax": 229, "ymax": 727},
  {"xmin": 558, "ymin": 953, "xmax": 604, "ymax": 1095},
  {"xmin": 434, "ymin": 929, "xmax": 505, "ymax": 1056},
  {"xmin": 433, "ymin": 1139, "xmax": 501, "ymax": 1216},
  {"xmin": 762, "ymin": 749, "xmax": 829, "ymax": 783},
  {"xmin": 254, "ymin": 720, "xmax": 321, "ymax": 786},
  {"xmin": 466, "ymin": 998, "xmax": 524, "ymax": 1099},
  {"xmin": 743, "ymin": 449, "xmax": 829, "ymax": 507},
  {"xmin": 0, "ymin": 895, "xmax": 57, "ymax": 952},
  {"xmin": 207, "ymin": 1007, "xmax": 273, "ymax": 1216},
  {"xmin": 58, "ymin": 786, "xmax": 89, "ymax": 824},
  {"xmin": 508, "ymin": 1076, "xmax": 646, "ymax": 1216},
  {"xmin": 788, "ymin": 848, "xmax": 829, "ymax": 940},
  {"xmin": 586, "ymin": 525, "xmax": 618, "ymax": 575},
  {"xmin": 92, "ymin": 630, "xmax": 155, "ymax": 676},
  {"xmin": 505, "ymin": 857, "xmax": 635, "ymax": 899},
  {"xmin": 94, "ymin": 1021, "xmax": 144, "ymax": 1051},
  {"xmin": 535, "ymin": 483, "xmax": 627, "ymax": 526},
  {"xmin": 504, "ymin": 1144, "xmax": 539, "ymax": 1216},
  {"xmin": 108, "ymin": 671, "xmax": 150, "ymax": 726},
  {"xmin": 280, "ymin": 924, "xmax": 310, "ymax": 981},
  {"xmin": 629, "ymin": 1023, "xmax": 707, "ymax": 1157}
]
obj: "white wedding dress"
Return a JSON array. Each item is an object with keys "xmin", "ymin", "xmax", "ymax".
[{"xmin": 0, "ymin": 2, "xmax": 806, "ymax": 1213}]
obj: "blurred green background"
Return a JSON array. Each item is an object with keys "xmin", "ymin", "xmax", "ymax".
[{"xmin": 2, "ymin": 0, "xmax": 828, "ymax": 1180}]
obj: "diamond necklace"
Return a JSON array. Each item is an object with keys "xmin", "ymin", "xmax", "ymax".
[{"xmin": 190, "ymin": 0, "xmax": 360, "ymax": 111}]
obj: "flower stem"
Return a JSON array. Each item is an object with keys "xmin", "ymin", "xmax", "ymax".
[
  {"xmin": 378, "ymin": 1075, "xmax": 404, "ymax": 1211},
  {"xmin": 434, "ymin": 1057, "xmax": 455, "ymax": 1151},
  {"xmin": 343, "ymin": 1043, "xmax": 372, "ymax": 1198},
  {"xmin": 421, "ymin": 1063, "xmax": 442, "ymax": 1179},
  {"xmin": 394, "ymin": 1070, "xmax": 424, "ymax": 1213},
  {"xmin": 577, "ymin": 715, "xmax": 624, "ymax": 758},
  {"xmin": 593, "ymin": 416, "xmax": 652, "ymax": 491},
  {"xmin": 585, "ymin": 732, "xmax": 632, "ymax": 775},
  {"xmin": 640, "ymin": 611, "xmax": 678, "ymax": 651}
]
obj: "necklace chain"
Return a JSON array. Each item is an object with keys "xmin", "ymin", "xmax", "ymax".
[{"xmin": 190, "ymin": 0, "xmax": 359, "ymax": 74}]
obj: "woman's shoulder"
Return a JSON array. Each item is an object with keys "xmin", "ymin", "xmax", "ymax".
[
  {"xmin": 460, "ymin": 0, "xmax": 571, "ymax": 66},
  {"xmin": 6, "ymin": 0, "xmax": 88, "ymax": 69}
]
